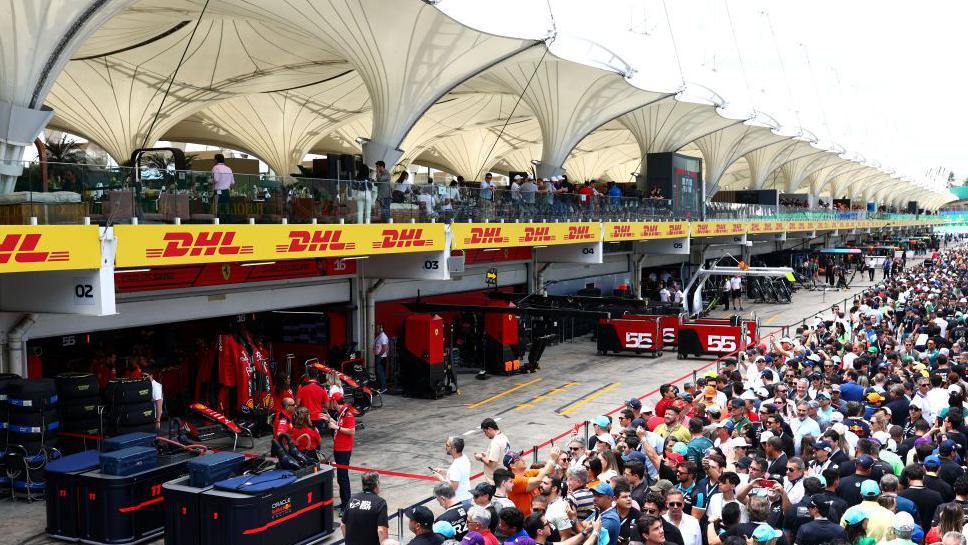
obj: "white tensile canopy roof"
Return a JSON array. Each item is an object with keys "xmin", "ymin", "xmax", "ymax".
[{"xmin": 0, "ymin": 0, "xmax": 953, "ymax": 206}]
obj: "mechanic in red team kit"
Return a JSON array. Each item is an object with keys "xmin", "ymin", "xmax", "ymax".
[
  {"xmin": 296, "ymin": 366, "xmax": 330, "ymax": 437},
  {"xmin": 273, "ymin": 397, "xmax": 296, "ymax": 439},
  {"xmin": 329, "ymin": 391, "xmax": 356, "ymax": 515}
]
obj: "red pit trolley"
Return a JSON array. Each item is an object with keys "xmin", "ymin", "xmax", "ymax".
[
  {"xmin": 676, "ymin": 315, "xmax": 758, "ymax": 359},
  {"xmin": 596, "ymin": 316, "xmax": 663, "ymax": 357}
]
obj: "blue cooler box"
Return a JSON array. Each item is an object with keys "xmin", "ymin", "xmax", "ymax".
[
  {"xmin": 80, "ymin": 452, "xmax": 193, "ymax": 545},
  {"xmin": 100, "ymin": 447, "xmax": 158, "ymax": 477},
  {"xmin": 46, "ymin": 450, "xmax": 101, "ymax": 540},
  {"xmin": 103, "ymin": 432, "xmax": 156, "ymax": 452},
  {"xmin": 187, "ymin": 452, "xmax": 245, "ymax": 488}
]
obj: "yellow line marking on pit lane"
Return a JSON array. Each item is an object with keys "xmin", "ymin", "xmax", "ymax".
[
  {"xmin": 558, "ymin": 383, "xmax": 622, "ymax": 416},
  {"xmin": 465, "ymin": 378, "xmax": 543, "ymax": 409},
  {"xmin": 513, "ymin": 382, "xmax": 579, "ymax": 411},
  {"xmin": 764, "ymin": 314, "xmax": 780, "ymax": 325}
]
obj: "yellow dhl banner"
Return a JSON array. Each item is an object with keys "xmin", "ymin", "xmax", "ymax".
[
  {"xmin": 690, "ymin": 221, "xmax": 748, "ymax": 237},
  {"xmin": 746, "ymin": 221, "xmax": 787, "ymax": 234},
  {"xmin": 114, "ymin": 223, "xmax": 446, "ymax": 267},
  {"xmin": 603, "ymin": 221, "xmax": 689, "ymax": 241},
  {"xmin": 0, "ymin": 225, "xmax": 100, "ymax": 273},
  {"xmin": 450, "ymin": 222, "xmax": 601, "ymax": 249}
]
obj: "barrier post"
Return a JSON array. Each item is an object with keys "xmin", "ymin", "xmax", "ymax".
[
  {"xmin": 397, "ymin": 508, "xmax": 405, "ymax": 540},
  {"xmin": 583, "ymin": 421, "xmax": 590, "ymax": 444},
  {"xmin": 532, "ymin": 446, "xmax": 539, "ymax": 464},
  {"xmin": 692, "ymin": 369, "xmax": 698, "ymax": 383}
]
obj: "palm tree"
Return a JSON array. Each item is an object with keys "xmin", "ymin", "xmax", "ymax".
[{"xmin": 43, "ymin": 135, "xmax": 85, "ymax": 164}]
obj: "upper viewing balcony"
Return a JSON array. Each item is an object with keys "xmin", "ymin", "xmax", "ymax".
[{"xmin": 0, "ymin": 160, "xmax": 921, "ymax": 226}]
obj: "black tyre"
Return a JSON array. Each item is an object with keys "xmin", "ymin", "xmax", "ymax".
[
  {"xmin": 0, "ymin": 372, "xmax": 21, "ymax": 401},
  {"xmin": 6, "ymin": 378, "xmax": 58, "ymax": 411},
  {"xmin": 58, "ymin": 397, "xmax": 101, "ymax": 420},
  {"xmin": 105, "ymin": 378, "xmax": 151, "ymax": 405},
  {"xmin": 8, "ymin": 409, "xmax": 58, "ymax": 428},
  {"xmin": 6, "ymin": 433, "xmax": 57, "ymax": 454},
  {"xmin": 109, "ymin": 401, "xmax": 155, "ymax": 426},
  {"xmin": 55, "ymin": 372, "xmax": 99, "ymax": 399}
]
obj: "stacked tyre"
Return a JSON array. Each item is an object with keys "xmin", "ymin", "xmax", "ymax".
[
  {"xmin": 56, "ymin": 373, "xmax": 102, "ymax": 450},
  {"xmin": 104, "ymin": 377, "xmax": 156, "ymax": 436},
  {"xmin": 5, "ymin": 378, "xmax": 60, "ymax": 497},
  {"xmin": 0, "ymin": 373, "xmax": 21, "ymax": 493}
]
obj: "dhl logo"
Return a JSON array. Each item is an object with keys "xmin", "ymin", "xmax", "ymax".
[
  {"xmin": 276, "ymin": 230, "xmax": 355, "ymax": 253},
  {"xmin": 695, "ymin": 224, "xmax": 711, "ymax": 234},
  {"xmin": 714, "ymin": 224, "xmax": 729, "ymax": 233},
  {"xmin": 464, "ymin": 227, "xmax": 509, "ymax": 246},
  {"xmin": 668, "ymin": 224, "xmax": 685, "ymax": 235},
  {"xmin": 519, "ymin": 226, "xmax": 554, "ymax": 243},
  {"xmin": 373, "ymin": 228, "xmax": 431, "ymax": 249},
  {"xmin": 731, "ymin": 223, "xmax": 744, "ymax": 233},
  {"xmin": 749, "ymin": 223, "xmax": 761, "ymax": 231},
  {"xmin": 146, "ymin": 232, "xmax": 253, "ymax": 258},
  {"xmin": 640, "ymin": 224, "xmax": 660, "ymax": 237},
  {"xmin": 610, "ymin": 224, "xmax": 634, "ymax": 239},
  {"xmin": 0, "ymin": 233, "xmax": 69, "ymax": 263},
  {"xmin": 564, "ymin": 225, "xmax": 596, "ymax": 241}
]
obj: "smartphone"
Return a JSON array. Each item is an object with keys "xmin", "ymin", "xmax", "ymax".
[{"xmin": 759, "ymin": 479, "xmax": 777, "ymax": 489}]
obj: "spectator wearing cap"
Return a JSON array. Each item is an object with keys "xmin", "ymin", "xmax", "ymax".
[
  {"xmin": 900, "ymin": 464, "xmax": 945, "ymax": 532},
  {"xmin": 726, "ymin": 398, "xmax": 752, "ymax": 433},
  {"xmin": 466, "ymin": 505, "xmax": 500, "ymax": 545},
  {"xmin": 408, "ymin": 505, "xmax": 444, "ymax": 545},
  {"xmin": 794, "ymin": 493, "xmax": 847, "ymax": 545},
  {"xmin": 587, "ymin": 482, "xmax": 620, "ymax": 545},
  {"xmin": 506, "ymin": 447, "xmax": 561, "ymax": 515},
  {"xmin": 591, "ymin": 416, "xmax": 616, "ymax": 449},
  {"xmin": 928, "ymin": 454, "xmax": 957, "ymax": 501},
  {"xmin": 655, "ymin": 406, "xmax": 691, "ymax": 443},
  {"xmin": 663, "ymin": 489, "xmax": 701, "ymax": 545},
  {"xmin": 750, "ymin": 525, "xmax": 782, "ymax": 545},
  {"xmin": 881, "ymin": 511, "xmax": 918, "ymax": 545},
  {"xmin": 842, "ymin": 508, "xmax": 872, "ymax": 545},
  {"xmin": 837, "ymin": 456, "xmax": 877, "ymax": 507},
  {"xmin": 840, "ymin": 480, "xmax": 894, "ymax": 541},
  {"xmin": 470, "ymin": 483, "xmax": 501, "ymax": 534},
  {"xmin": 938, "ymin": 439, "xmax": 966, "ymax": 484},
  {"xmin": 625, "ymin": 398, "xmax": 645, "ymax": 428},
  {"xmin": 434, "ymin": 521, "xmax": 457, "ymax": 543}
]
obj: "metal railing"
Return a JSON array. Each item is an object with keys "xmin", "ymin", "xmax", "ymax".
[{"xmin": 0, "ymin": 160, "xmax": 940, "ymax": 225}]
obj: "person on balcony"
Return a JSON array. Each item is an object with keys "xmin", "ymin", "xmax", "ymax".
[
  {"xmin": 353, "ymin": 166, "xmax": 374, "ymax": 224},
  {"xmin": 211, "ymin": 153, "xmax": 234, "ymax": 217}
]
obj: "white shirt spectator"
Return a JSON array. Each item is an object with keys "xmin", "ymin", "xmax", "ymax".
[
  {"xmin": 705, "ymin": 494, "xmax": 748, "ymax": 523},
  {"xmin": 659, "ymin": 288, "xmax": 671, "ymax": 302},
  {"xmin": 664, "ymin": 513, "xmax": 702, "ymax": 545},
  {"xmin": 730, "ymin": 276, "xmax": 742, "ymax": 291},
  {"xmin": 447, "ymin": 454, "xmax": 472, "ymax": 502}
]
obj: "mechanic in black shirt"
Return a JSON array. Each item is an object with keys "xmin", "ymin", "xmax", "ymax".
[
  {"xmin": 341, "ymin": 472, "xmax": 389, "ymax": 545},
  {"xmin": 407, "ymin": 505, "xmax": 444, "ymax": 545},
  {"xmin": 938, "ymin": 440, "xmax": 966, "ymax": 484},
  {"xmin": 836, "ymin": 455, "xmax": 876, "ymax": 508},
  {"xmin": 923, "ymin": 453, "xmax": 956, "ymax": 502}
]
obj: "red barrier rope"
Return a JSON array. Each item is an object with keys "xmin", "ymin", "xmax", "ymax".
[{"xmin": 58, "ymin": 430, "xmax": 107, "ymax": 441}]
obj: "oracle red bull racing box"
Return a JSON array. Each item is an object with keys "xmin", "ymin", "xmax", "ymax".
[
  {"xmin": 163, "ymin": 465, "xmax": 333, "ymax": 545},
  {"xmin": 596, "ymin": 316, "xmax": 663, "ymax": 357}
]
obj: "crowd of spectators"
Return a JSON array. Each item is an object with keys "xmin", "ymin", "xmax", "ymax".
[{"xmin": 342, "ymin": 236, "xmax": 968, "ymax": 545}]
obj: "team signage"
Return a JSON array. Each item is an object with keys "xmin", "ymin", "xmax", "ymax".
[
  {"xmin": 0, "ymin": 226, "xmax": 100, "ymax": 273},
  {"xmin": 114, "ymin": 224, "xmax": 446, "ymax": 267},
  {"xmin": 602, "ymin": 222, "xmax": 689, "ymax": 241},
  {"xmin": 450, "ymin": 222, "xmax": 602, "ymax": 250}
]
